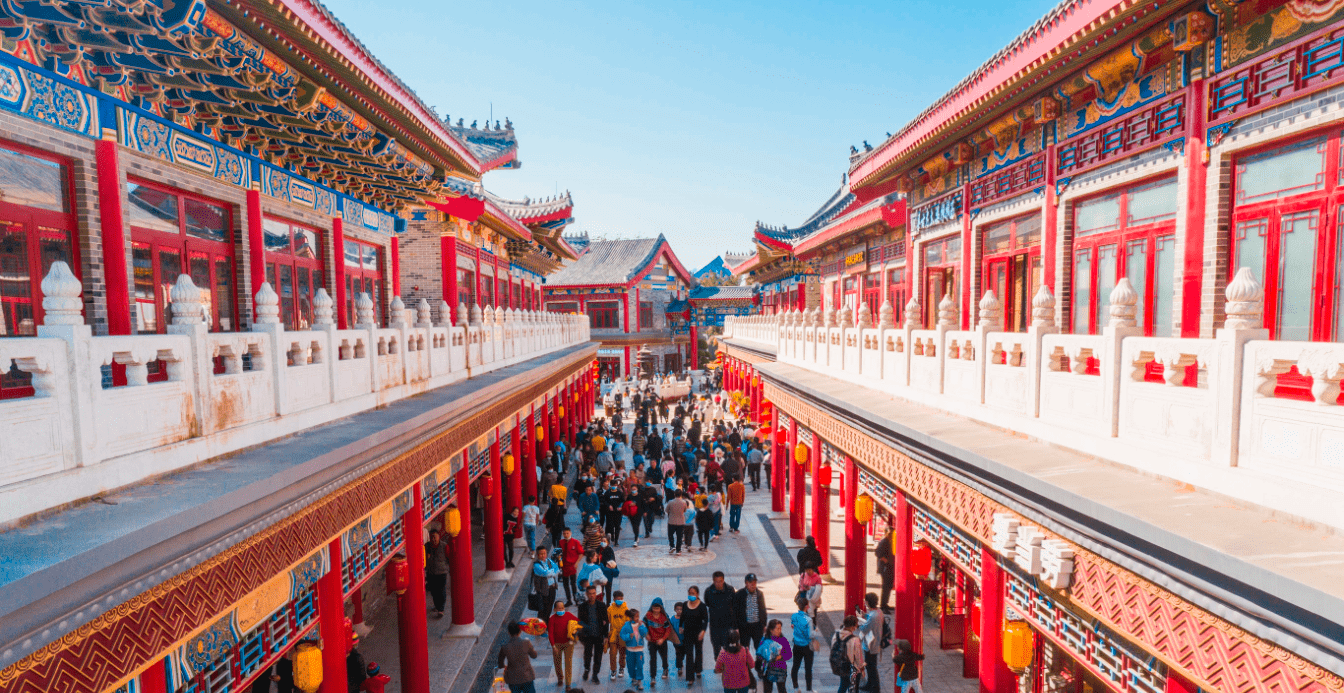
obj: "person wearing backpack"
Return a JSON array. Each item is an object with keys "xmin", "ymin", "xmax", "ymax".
[
  {"xmin": 830, "ymin": 615, "xmax": 864, "ymax": 693},
  {"xmin": 857, "ymin": 595, "xmax": 887, "ymax": 693},
  {"xmin": 891, "ymin": 639, "xmax": 926, "ymax": 693}
]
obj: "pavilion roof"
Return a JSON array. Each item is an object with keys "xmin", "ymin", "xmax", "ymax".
[
  {"xmin": 546, "ymin": 235, "xmax": 691, "ymax": 289},
  {"xmin": 754, "ymin": 183, "xmax": 856, "ymax": 249},
  {"xmin": 689, "ymin": 285, "xmax": 754, "ymax": 301}
]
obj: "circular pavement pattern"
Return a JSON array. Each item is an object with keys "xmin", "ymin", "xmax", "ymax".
[{"xmin": 615, "ymin": 543, "xmax": 717, "ymax": 568}]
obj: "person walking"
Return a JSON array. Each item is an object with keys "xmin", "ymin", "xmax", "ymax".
[
  {"xmin": 695, "ymin": 496, "xmax": 715, "ymax": 550},
  {"xmin": 644, "ymin": 598, "xmax": 678, "ymax": 686},
  {"xmin": 621, "ymin": 608, "xmax": 650, "ymax": 691},
  {"xmin": 531, "ymin": 548, "xmax": 560, "ymax": 622},
  {"xmin": 797, "ymin": 536, "xmax": 823, "ymax": 574},
  {"xmin": 703, "ymin": 571, "xmax": 736, "ymax": 658},
  {"xmin": 544, "ymin": 499, "xmax": 568, "ymax": 550},
  {"xmin": 790, "ymin": 595, "xmax": 815, "ymax": 693},
  {"xmin": 424, "ymin": 530, "xmax": 450, "ymax": 617},
  {"xmin": 548, "ymin": 602, "xmax": 579, "ymax": 689},
  {"xmin": 892, "ymin": 639, "xmax": 926, "ymax": 693},
  {"xmin": 746, "ymin": 443, "xmax": 764, "ymax": 491},
  {"xmin": 875, "ymin": 529, "xmax": 895, "ymax": 613},
  {"xmin": 607, "ymin": 591, "xmax": 631, "ymax": 680},
  {"xmin": 497, "ymin": 622, "xmax": 538, "ymax": 693},
  {"xmin": 670, "ymin": 601, "xmax": 687, "ymax": 678},
  {"xmin": 665, "ymin": 491, "xmax": 689, "ymax": 554},
  {"xmin": 712, "ymin": 630, "xmax": 755, "ymax": 693},
  {"xmin": 624, "ymin": 489, "xmax": 644, "ymax": 547},
  {"xmin": 800, "ymin": 567, "xmax": 824, "ymax": 623},
  {"xmin": 504, "ymin": 506, "xmax": 521, "ymax": 569},
  {"xmin": 857, "ymin": 596, "xmax": 886, "ymax": 693},
  {"xmin": 681, "ymin": 586, "xmax": 709, "ymax": 686},
  {"xmin": 557, "ymin": 528, "xmax": 584, "ymax": 605},
  {"xmin": 832, "ymin": 616, "xmax": 865, "ymax": 693},
  {"xmin": 757, "ymin": 619, "xmax": 792, "ymax": 693},
  {"xmin": 732, "ymin": 574, "xmax": 768, "ymax": 651},
  {"xmin": 578, "ymin": 585, "xmax": 609, "ymax": 682},
  {"xmin": 726, "ymin": 477, "xmax": 745, "ymax": 533},
  {"xmin": 522, "ymin": 497, "xmax": 541, "ymax": 553}
]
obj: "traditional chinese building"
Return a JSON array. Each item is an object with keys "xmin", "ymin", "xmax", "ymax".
[
  {"xmin": 543, "ymin": 234, "xmax": 694, "ymax": 378},
  {"xmin": 0, "ymin": 2, "xmax": 596, "ymax": 693},
  {"xmin": 722, "ymin": 0, "xmax": 1344, "ymax": 692},
  {"xmin": 692, "ymin": 252, "xmax": 751, "ymax": 285}
]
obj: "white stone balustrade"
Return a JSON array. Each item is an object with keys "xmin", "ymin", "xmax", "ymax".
[
  {"xmin": 0, "ymin": 265, "xmax": 592, "ymax": 526},
  {"xmin": 723, "ymin": 269, "xmax": 1344, "ymax": 529}
]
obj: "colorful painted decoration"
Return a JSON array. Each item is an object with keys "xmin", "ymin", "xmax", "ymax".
[{"xmin": 519, "ymin": 617, "xmax": 548, "ymax": 636}]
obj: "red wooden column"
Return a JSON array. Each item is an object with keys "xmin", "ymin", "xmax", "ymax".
[
  {"xmin": 398, "ymin": 486, "xmax": 431, "ymax": 693},
  {"xmin": 978, "ymin": 548, "xmax": 1014, "ymax": 693},
  {"xmin": 547, "ymin": 394, "xmax": 559, "ymax": 462},
  {"xmin": 139, "ymin": 659, "xmax": 167, "ymax": 693},
  {"xmin": 893, "ymin": 494, "xmax": 917, "ymax": 643},
  {"xmin": 1166, "ymin": 670, "xmax": 1198, "ymax": 693},
  {"xmin": 506, "ymin": 419, "xmax": 523, "ymax": 518},
  {"xmin": 1042, "ymin": 144, "xmax": 1059, "ymax": 291},
  {"xmin": 522, "ymin": 406, "xmax": 538, "ymax": 504},
  {"xmin": 811, "ymin": 432, "xmax": 829, "ymax": 574},
  {"xmin": 789, "ymin": 420, "xmax": 805, "ymax": 540},
  {"xmin": 390, "ymin": 235, "xmax": 401, "ymax": 297},
  {"xmin": 96, "ymin": 139, "xmax": 131, "ymax": 337},
  {"xmin": 771, "ymin": 407, "xmax": 785, "ymax": 513},
  {"xmin": 484, "ymin": 431, "xmax": 507, "ymax": 578},
  {"xmin": 1181, "ymin": 81, "xmax": 1208, "ymax": 338},
  {"xmin": 843, "ymin": 454, "xmax": 865, "ymax": 613},
  {"xmin": 690, "ymin": 324, "xmax": 699, "ymax": 370},
  {"xmin": 441, "ymin": 235, "xmax": 459, "ymax": 324},
  {"xmin": 245, "ymin": 189, "xmax": 266, "ymax": 303},
  {"xmin": 317, "ymin": 539, "xmax": 346, "ymax": 693},
  {"xmin": 448, "ymin": 456, "xmax": 479, "ymax": 633},
  {"xmin": 960, "ymin": 180, "xmax": 973, "ymax": 329},
  {"xmin": 333, "ymin": 218, "xmax": 347, "ymax": 329}
]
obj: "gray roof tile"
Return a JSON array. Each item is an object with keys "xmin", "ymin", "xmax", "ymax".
[{"xmin": 545, "ymin": 236, "xmax": 665, "ymax": 287}]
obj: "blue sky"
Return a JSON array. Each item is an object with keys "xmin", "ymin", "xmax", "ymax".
[{"xmin": 324, "ymin": 0, "xmax": 1060, "ymax": 271}]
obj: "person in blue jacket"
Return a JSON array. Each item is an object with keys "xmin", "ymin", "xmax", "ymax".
[
  {"xmin": 620, "ymin": 608, "xmax": 650, "ymax": 691},
  {"xmin": 790, "ymin": 595, "xmax": 815, "ymax": 692}
]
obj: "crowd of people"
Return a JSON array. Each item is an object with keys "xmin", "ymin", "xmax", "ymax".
[{"xmin": 492, "ymin": 374, "xmax": 923, "ymax": 693}]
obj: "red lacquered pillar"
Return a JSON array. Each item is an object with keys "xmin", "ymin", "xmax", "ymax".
[
  {"xmin": 333, "ymin": 219, "xmax": 347, "ymax": 329},
  {"xmin": 811, "ymin": 431, "xmax": 829, "ymax": 574},
  {"xmin": 843, "ymin": 455, "xmax": 865, "ymax": 613},
  {"xmin": 140, "ymin": 658, "xmax": 167, "ymax": 693},
  {"xmin": 978, "ymin": 548, "xmax": 1014, "ymax": 693},
  {"xmin": 789, "ymin": 420, "xmax": 805, "ymax": 541},
  {"xmin": 449, "ymin": 456, "xmax": 479, "ymax": 632},
  {"xmin": 523, "ymin": 407, "xmax": 538, "ymax": 504},
  {"xmin": 390, "ymin": 235, "xmax": 400, "ymax": 297},
  {"xmin": 893, "ymin": 494, "xmax": 916, "ymax": 642},
  {"xmin": 441, "ymin": 236, "xmax": 459, "ymax": 325},
  {"xmin": 399, "ymin": 486, "xmax": 430, "ymax": 693},
  {"xmin": 484, "ymin": 432, "xmax": 507, "ymax": 578},
  {"xmin": 246, "ymin": 189, "xmax": 265, "ymax": 301},
  {"xmin": 771, "ymin": 407, "xmax": 785, "ymax": 513},
  {"xmin": 507, "ymin": 420, "xmax": 523, "ymax": 518},
  {"xmin": 1166, "ymin": 671, "xmax": 1198, "ymax": 693},
  {"xmin": 96, "ymin": 139, "xmax": 131, "ymax": 337},
  {"xmin": 318, "ymin": 538, "xmax": 347, "ymax": 693}
]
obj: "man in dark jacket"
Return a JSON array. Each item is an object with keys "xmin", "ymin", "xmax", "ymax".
[
  {"xmin": 497, "ymin": 621, "xmax": 538, "ymax": 692},
  {"xmin": 875, "ymin": 529, "xmax": 895, "ymax": 612},
  {"xmin": 577, "ymin": 585, "xmax": 609, "ymax": 681},
  {"xmin": 797, "ymin": 536, "xmax": 823, "ymax": 573},
  {"xmin": 345, "ymin": 637, "xmax": 367, "ymax": 693},
  {"xmin": 702, "ymin": 571, "xmax": 736, "ymax": 658},
  {"xmin": 424, "ymin": 530, "xmax": 450, "ymax": 616},
  {"xmin": 732, "ymin": 573, "xmax": 768, "ymax": 651}
]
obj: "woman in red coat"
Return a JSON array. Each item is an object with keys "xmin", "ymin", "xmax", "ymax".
[{"xmin": 557, "ymin": 527, "xmax": 585, "ymax": 606}]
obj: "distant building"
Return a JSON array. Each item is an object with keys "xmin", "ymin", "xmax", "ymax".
[
  {"xmin": 544, "ymin": 234, "xmax": 694, "ymax": 378},
  {"xmin": 694, "ymin": 253, "xmax": 752, "ymax": 285}
]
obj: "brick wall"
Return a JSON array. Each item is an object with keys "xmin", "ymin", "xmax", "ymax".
[{"xmin": 401, "ymin": 212, "xmax": 448, "ymax": 309}]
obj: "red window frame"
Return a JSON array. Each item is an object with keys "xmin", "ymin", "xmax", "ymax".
[
  {"xmin": 343, "ymin": 238, "xmax": 383, "ymax": 327},
  {"xmin": 481, "ymin": 271, "xmax": 495, "ymax": 308},
  {"xmin": 587, "ymin": 300, "xmax": 620, "ymax": 329},
  {"xmin": 863, "ymin": 272, "xmax": 882, "ymax": 322},
  {"xmin": 0, "ymin": 140, "xmax": 78, "ymax": 399},
  {"xmin": 922, "ymin": 235, "xmax": 961, "ymax": 328},
  {"xmin": 262, "ymin": 217, "xmax": 324, "ymax": 331},
  {"xmin": 1070, "ymin": 175, "xmax": 1178, "ymax": 337},
  {"xmin": 1229, "ymin": 127, "xmax": 1344, "ymax": 342},
  {"xmin": 639, "ymin": 301, "xmax": 654, "ymax": 329},
  {"xmin": 457, "ymin": 268, "xmax": 474, "ymax": 309},
  {"xmin": 547, "ymin": 301, "xmax": 579, "ymax": 313},
  {"xmin": 128, "ymin": 179, "xmax": 237, "ymax": 337},
  {"xmin": 887, "ymin": 267, "xmax": 907, "ymax": 325},
  {"xmin": 981, "ymin": 213, "xmax": 1043, "ymax": 333}
]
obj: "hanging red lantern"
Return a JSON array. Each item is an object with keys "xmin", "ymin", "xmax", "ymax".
[
  {"xmin": 776, "ymin": 429, "xmax": 789, "ymax": 445},
  {"xmin": 385, "ymin": 553, "xmax": 410, "ymax": 596},
  {"xmin": 969, "ymin": 602, "xmax": 982, "ymax": 636},
  {"xmin": 910, "ymin": 541, "xmax": 933, "ymax": 577},
  {"xmin": 816, "ymin": 464, "xmax": 833, "ymax": 487},
  {"xmin": 480, "ymin": 474, "xmax": 495, "ymax": 500}
]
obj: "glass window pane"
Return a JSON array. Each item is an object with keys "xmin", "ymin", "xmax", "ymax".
[
  {"xmin": 158, "ymin": 250, "xmax": 181, "ymax": 327},
  {"xmin": 1125, "ymin": 239, "xmax": 1148, "ymax": 333},
  {"xmin": 133, "ymin": 244, "xmax": 156, "ymax": 334},
  {"xmin": 1154, "ymin": 237, "xmax": 1176, "ymax": 337},
  {"xmin": 0, "ymin": 147, "xmax": 67, "ymax": 212},
  {"xmin": 984, "ymin": 220, "xmax": 1013, "ymax": 254},
  {"xmin": 1096, "ymin": 245, "xmax": 1118, "ymax": 332},
  {"xmin": 184, "ymin": 199, "xmax": 228, "ymax": 243},
  {"xmin": 1233, "ymin": 218, "xmax": 1269, "ymax": 287},
  {"xmin": 128, "ymin": 184, "xmax": 179, "ymax": 234},
  {"xmin": 344, "ymin": 240, "xmax": 361, "ymax": 267},
  {"xmin": 1277, "ymin": 210, "xmax": 1318, "ymax": 341},
  {"xmin": 1126, "ymin": 178, "xmax": 1178, "ymax": 227},
  {"xmin": 946, "ymin": 237, "xmax": 962, "ymax": 264},
  {"xmin": 1073, "ymin": 248, "xmax": 1091, "ymax": 334},
  {"xmin": 294, "ymin": 227, "xmax": 318, "ymax": 260},
  {"xmin": 37, "ymin": 227, "xmax": 72, "ymax": 279},
  {"xmin": 279, "ymin": 264, "xmax": 294, "ymax": 330},
  {"xmin": 189, "ymin": 255, "xmax": 212, "ymax": 329},
  {"xmin": 262, "ymin": 219, "xmax": 291, "ymax": 253},
  {"xmin": 362, "ymin": 244, "xmax": 377, "ymax": 268},
  {"xmin": 1015, "ymin": 215, "xmax": 1042, "ymax": 248},
  {"xmin": 297, "ymin": 267, "xmax": 312, "ymax": 330},
  {"xmin": 215, "ymin": 257, "xmax": 233, "ymax": 332},
  {"xmin": 0, "ymin": 221, "xmax": 33, "ymax": 336},
  {"xmin": 1237, "ymin": 136, "xmax": 1327, "ymax": 204},
  {"xmin": 1075, "ymin": 193, "xmax": 1121, "ymax": 236}
]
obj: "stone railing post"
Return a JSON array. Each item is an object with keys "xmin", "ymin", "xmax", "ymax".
[
  {"xmin": 975, "ymin": 290, "xmax": 1002, "ymax": 404},
  {"xmin": 250, "ymin": 281, "xmax": 290, "ymax": 416},
  {"xmin": 901, "ymin": 297, "xmax": 919, "ymax": 387},
  {"xmin": 1214, "ymin": 267, "xmax": 1269, "ymax": 466},
  {"xmin": 354, "ymin": 292, "xmax": 380, "ymax": 391},
  {"xmin": 936, "ymin": 293, "xmax": 957, "ymax": 394},
  {"xmin": 35, "ymin": 261, "xmax": 96, "ymax": 469},
  {"xmin": 1027, "ymin": 285, "xmax": 1058, "ymax": 417},
  {"xmin": 389, "ymin": 296, "xmax": 410, "ymax": 385},
  {"xmin": 160, "ymin": 274, "xmax": 212, "ymax": 432},
  {"xmin": 313, "ymin": 288, "xmax": 338, "ymax": 403},
  {"xmin": 1102, "ymin": 278, "xmax": 1143, "ymax": 436}
]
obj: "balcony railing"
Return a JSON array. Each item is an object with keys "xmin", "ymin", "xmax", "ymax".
[
  {"xmin": 724, "ymin": 268, "xmax": 1344, "ymax": 529},
  {"xmin": 0, "ymin": 262, "xmax": 590, "ymax": 525}
]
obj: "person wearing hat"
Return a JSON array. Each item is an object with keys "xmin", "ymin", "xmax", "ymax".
[
  {"xmin": 732, "ymin": 573, "xmax": 769, "ymax": 652},
  {"xmin": 361, "ymin": 662, "xmax": 390, "ymax": 693},
  {"xmin": 345, "ymin": 634, "xmax": 367, "ymax": 693}
]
